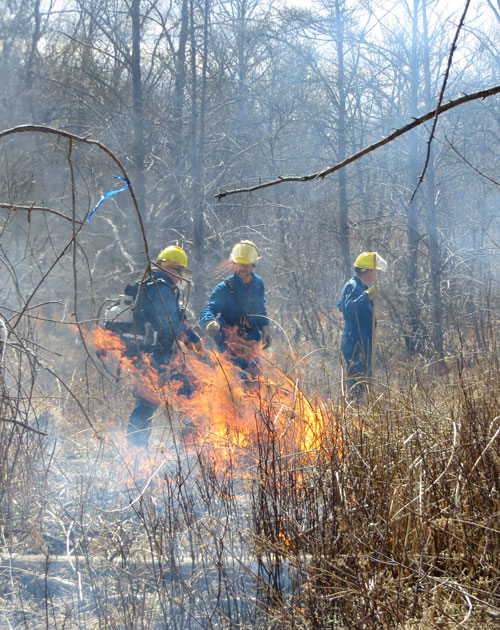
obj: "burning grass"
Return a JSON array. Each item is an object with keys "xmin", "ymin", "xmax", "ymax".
[{"xmin": 91, "ymin": 326, "xmax": 332, "ymax": 474}]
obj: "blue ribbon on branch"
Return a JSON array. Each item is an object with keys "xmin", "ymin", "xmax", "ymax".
[{"xmin": 87, "ymin": 175, "xmax": 130, "ymax": 222}]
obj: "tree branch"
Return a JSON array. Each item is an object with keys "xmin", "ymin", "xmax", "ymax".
[
  {"xmin": 0, "ymin": 417, "xmax": 47, "ymax": 436},
  {"xmin": 445, "ymin": 132, "xmax": 500, "ymax": 187},
  {"xmin": 215, "ymin": 83, "xmax": 500, "ymax": 200},
  {"xmin": 0, "ymin": 203, "xmax": 81, "ymax": 223}
]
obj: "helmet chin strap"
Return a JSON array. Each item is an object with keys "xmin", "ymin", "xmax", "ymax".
[{"xmin": 151, "ymin": 260, "xmax": 190, "ymax": 283}]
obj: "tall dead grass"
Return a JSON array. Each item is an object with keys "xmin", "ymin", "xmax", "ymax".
[
  {"xmin": 252, "ymin": 354, "xmax": 500, "ymax": 628},
  {"xmin": 0, "ymin": 318, "xmax": 499, "ymax": 628}
]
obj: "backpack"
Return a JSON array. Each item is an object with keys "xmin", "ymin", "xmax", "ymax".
[{"xmin": 98, "ymin": 280, "xmax": 154, "ymax": 357}]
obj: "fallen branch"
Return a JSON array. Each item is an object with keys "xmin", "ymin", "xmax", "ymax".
[{"xmin": 215, "ymin": 83, "xmax": 500, "ymax": 199}]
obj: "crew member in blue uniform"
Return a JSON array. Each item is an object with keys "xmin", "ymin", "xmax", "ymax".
[
  {"xmin": 338, "ymin": 251, "xmax": 387, "ymax": 396},
  {"xmin": 127, "ymin": 245, "xmax": 201, "ymax": 446},
  {"xmin": 200, "ymin": 240, "xmax": 271, "ymax": 377}
]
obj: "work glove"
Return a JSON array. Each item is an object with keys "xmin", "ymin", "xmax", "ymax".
[
  {"xmin": 365, "ymin": 286, "xmax": 379, "ymax": 301},
  {"xmin": 205, "ymin": 320, "xmax": 221, "ymax": 338},
  {"xmin": 261, "ymin": 328, "xmax": 272, "ymax": 349}
]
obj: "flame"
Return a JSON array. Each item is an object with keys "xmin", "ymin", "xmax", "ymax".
[
  {"xmin": 92, "ymin": 327, "xmax": 162, "ymax": 403},
  {"xmin": 279, "ymin": 530, "xmax": 292, "ymax": 548},
  {"xmin": 168, "ymin": 344, "xmax": 259, "ymax": 470},
  {"xmin": 91, "ymin": 325, "xmax": 338, "ymax": 478}
]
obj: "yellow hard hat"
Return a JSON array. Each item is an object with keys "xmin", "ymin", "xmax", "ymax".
[
  {"xmin": 230, "ymin": 240, "xmax": 260, "ymax": 265},
  {"xmin": 354, "ymin": 251, "xmax": 387, "ymax": 272},
  {"xmin": 156, "ymin": 245, "xmax": 189, "ymax": 268}
]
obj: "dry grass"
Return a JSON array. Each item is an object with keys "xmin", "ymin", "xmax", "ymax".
[
  {"xmin": 252, "ymin": 359, "xmax": 500, "ymax": 628},
  {"xmin": 0, "ymin": 319, "xmax": 499, "ymax": 629}
]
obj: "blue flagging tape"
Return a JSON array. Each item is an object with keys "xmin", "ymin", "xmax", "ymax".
[{"xmin": 87, "ymin": 176, "xmax": 130, "ymax": 222}]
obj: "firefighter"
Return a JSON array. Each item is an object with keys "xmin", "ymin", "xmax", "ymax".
[
  {"xmin": 338, "ymin": 251, "xmax": 387, "ymax": 396},
  {"xmin": 127, "ymin": 245, "xmax": 201, "ymax": 447},
  {"xmin": 200, "ymin": 240, "xmax": 271, "ymax": 377}
]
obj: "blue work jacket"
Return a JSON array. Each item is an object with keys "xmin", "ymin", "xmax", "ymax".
[
  {"xmin": 135, "ymin": 271, "xmax": 198, "ymax": 362},
  {"xmin": 338, "ymin": 275, "xmax": 373, "ymax": 370},
  {"xmin": 200, "ymin": 272, "xmax": 269, "ymax": 344}
]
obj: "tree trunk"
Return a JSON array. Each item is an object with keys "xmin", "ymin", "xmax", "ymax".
[
  {"xmin": 172, "ymin": 0, "xmax": 189, "ymax": 165},
  {"xmin": 26, "ymin": 0, "xmax": 41, "ymax": 121},
  {"xmin": 191, "ymin": 0, "xmax": 210, "ymax": 312},
  {"xmin": 405, "ymin": 0, "xmax": 423, "ymax": 355},
  {"xmin": 334, "ymin": 0, "xmax": 351, "ymax": 280},
  {"xmin": 130, "ymin": 0, "xmax": 146, "ymax": 213},
  {"xmin": 422, "ymin": 0, "xmax": 444, "ymax": 359}
]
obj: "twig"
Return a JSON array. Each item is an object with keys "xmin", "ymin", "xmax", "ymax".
[
  {"xmin": 0, "ymin": 417, "xmax": 48, "ymax": 436},
  {"xmin": 445, "ymin": 133, "xmax": 500, "ymax": 186},
  {"xmin": 0, "ymin": 203, "xmax": 81, "ymax": 223},
  {"xmin": 470, "ymin": 415, "xmax": 500, "ymax": 474},
  {"xmin": 0, "ymin": 124, "xmax": 150, "ymax": 265},
  {"xmin": 389, "ymin": 421, "xmax": 459, "ymax": 523},
  {"xmin": 98, "ymin": 457, "xmax": 168, "ymax": 513}
]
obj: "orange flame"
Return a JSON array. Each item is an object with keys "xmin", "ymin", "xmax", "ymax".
[
  {"xmin": 168, "ymin": 344, "xmax": 259, "ymax": 469},
  {"xmin": 92, "ymin": 327, "xmax": 162, "ymax": 403},
  {"xmin": 91, "ymin": 325, "xmax": 338, "ymax": 477},
  {"xmin": 279, "ymin": 530, "xmax": 292, "ymax": 547}
]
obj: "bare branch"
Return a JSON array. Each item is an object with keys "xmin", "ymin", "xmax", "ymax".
[
  {"xmin": 485, "ymin": 0, "xmax": 500, "ymax": 23},
  {"xmin": 0, "ymin": 203, "xmax": 81, "ymax": 223},
  {"xmin": 215, "ymin": 83, "xmax": 500, "ymax": 200},
  {"xmin": 445, "ymin": 133, "xmax": 500, "ymax": 187},
  {"xmin": 0, "ymin": 417, "xmax": 47, "ymax": 436}
]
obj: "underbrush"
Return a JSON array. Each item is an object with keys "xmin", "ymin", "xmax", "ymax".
[
  {"xmin": 254, "ymin": 357, "xmax": 500, "ymax": 628},
  {"xmin": 0, "ymin": 338, "xmax": 499, "ymax": 629}
]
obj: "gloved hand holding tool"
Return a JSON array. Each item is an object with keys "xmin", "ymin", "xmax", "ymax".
[
  {"xmin": 205, "ymin": 320, "xmax": 221, "ymax": 338},
  {"xmin": 365, "ymin": 286, "xmax": 379, "ymax": 301}
]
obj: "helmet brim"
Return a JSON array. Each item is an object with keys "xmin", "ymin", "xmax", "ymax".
[
  {"xmin": 231, "ymin": 256, "xmax": 255, "ymax": 265},
  {"xmin": 354, "ymin": 252, "xmax": 388, "ymax": 272},
  {"xmin": 153, "ymin": 260, "xmax": 192, "ymax": 279}
]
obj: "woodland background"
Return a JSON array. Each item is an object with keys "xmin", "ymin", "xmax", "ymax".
[{"xmin": 1, "ymin": 0, "xmax": 500, "ymax": 628}]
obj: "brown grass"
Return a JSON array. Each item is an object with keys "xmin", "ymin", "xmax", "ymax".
[{"xmin": 0, "ymin": 322, "xmax": 499, "ymax": 629}]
